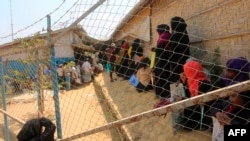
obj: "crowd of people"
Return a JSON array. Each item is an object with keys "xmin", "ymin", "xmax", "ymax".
[
  {"xmin": 55, "ymin": 54, "xmax": 104, "ymax": 90},
  {"xmin": 17, "ymin": 16, "xmax": 250, "ymax": 141},
  {"xmin": 98, "ymin": 16, "xmax": 250, "ymax": 140}
]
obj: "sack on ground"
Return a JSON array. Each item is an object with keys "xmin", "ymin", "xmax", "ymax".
[{"xmin": 129, "ymin": 74, "xmax": 139, "ymax": 87}]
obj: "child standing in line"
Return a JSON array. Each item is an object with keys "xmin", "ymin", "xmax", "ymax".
[{"xmin": 108, "ymin": 43, "xmax": 117, "ymax": 82}]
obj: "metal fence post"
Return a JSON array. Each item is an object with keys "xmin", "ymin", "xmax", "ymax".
[
  {"xmin": 47, "ymin": 15, "xmax": 62, "ymax": 138},
  {"xmin": 0, "ymin": 57, "xmax": 10, "ymax": 141}
]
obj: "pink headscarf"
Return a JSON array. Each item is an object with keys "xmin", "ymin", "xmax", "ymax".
[
  {"xmin": 157, "ymin": 32, "xmax": 171, "ymax": 50},
  {"xmin": 184, "ymin": 60, "xmax": 209, "ymax": 97}
]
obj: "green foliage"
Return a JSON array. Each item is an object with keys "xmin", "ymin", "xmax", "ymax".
[
  {"xmin": 6, "ymin": 67, "xmax": 33, "ymax": 91},
  {"xmin": 0, "ymin": 84, "xmax": 12, "ymax": 97},
  {"xmin": 21, "ymin": 34, "xmax": 46, "ymax": 60},
  {"xmin": 5, "ymin": 34, "xmax": 51, "ymax": 93}
]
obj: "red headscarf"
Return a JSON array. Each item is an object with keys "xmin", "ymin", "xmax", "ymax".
[{"xmin": 184, "ymin": 60, "xmax": 209, "ymax": 97}]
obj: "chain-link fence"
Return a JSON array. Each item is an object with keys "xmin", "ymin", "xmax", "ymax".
[{"xmin": 0, "ymin": 0, "xmax": 250, "ymax": 141}]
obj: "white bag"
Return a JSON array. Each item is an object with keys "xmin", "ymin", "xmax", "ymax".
[
  {"xmin": 170, "ymin": 83, "xmax": 186, "ymax": 98},
  {"xmin": 212, "ymin": 117, "xmax": 224, "ymax": 141},
  {"xmin": 170, "ymin": 83, "xmax": 186, "ymax": 133},
  {"xmin": 75, "ymin": 78, "xmax": 82, "ymax": 84}
]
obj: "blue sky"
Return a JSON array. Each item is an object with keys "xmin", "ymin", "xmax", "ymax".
[{"xmin": 0, "ymin": 0, "xmax": 139, "ymax": 45}]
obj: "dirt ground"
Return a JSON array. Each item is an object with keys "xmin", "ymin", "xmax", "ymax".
[
  {"xmin": 0, "ymin": 71, "xmax": 212, "ymax": 141},
  {"xmin": 95, "ymin": 72, "xmax": 212, "ymax": 141},
  {"xmin": 0, "ymin": 74, "xmax": 121, "ymax": 141}
]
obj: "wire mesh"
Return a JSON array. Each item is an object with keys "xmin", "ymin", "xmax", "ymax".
[{"xmin": 0, "ymin": 0, "xmax": 250, "ymax": 141}]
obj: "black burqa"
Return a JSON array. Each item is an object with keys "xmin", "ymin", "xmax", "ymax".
[
  {"xmin": 125, "ymin": 39, "xmax": 143, "ymax": 78},
  {"xmin": 169, "ymin": 16, "xmax": 190, "ymax": 83},
  {"xmin": 154, "ymin": 24, "xmax": 171, "ymax": 98}
]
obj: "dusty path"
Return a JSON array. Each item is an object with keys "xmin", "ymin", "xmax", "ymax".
[
  {"xmin": 1, "ymin": 71, "xmax": 212, "ymax": 141},
  {"xmin": 0, "ymin": 78, "xmax": 121, "ymax": 141}
]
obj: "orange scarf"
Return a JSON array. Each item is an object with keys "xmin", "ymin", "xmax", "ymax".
[{"xmin": 184, "ymin": 60, "xmax": 209, "ymax": 97}]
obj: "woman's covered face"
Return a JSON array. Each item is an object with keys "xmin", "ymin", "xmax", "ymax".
[
  {"xmin": 225, "ymin": 69, "xmax": 236, "ymax": 80},
  {"xmin": 229, "ymin": 93, "xmax": 245, "ymax": 108}
]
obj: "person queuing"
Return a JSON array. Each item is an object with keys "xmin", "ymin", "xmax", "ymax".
[
  {"xmin": 107, "ymin": 43, "xmax": 117, "ymax": 82},
  {"xmin": 117, "ymin": 40, "xmax": 130, "ymax": 78},
  {"xmin": 175, "ymin": 60, "xmax": 213, "ymax": 130},
  {"xmin": 169, "ymin": 16, "xmax": 190, "ymax": 83},
  {"xmin": 125, "ymin": 38, "xmax": 143, "ymax": 79},
  {"xmin": 135, "ymin": 57, "xmax": 154, "ymax": 93},
  {"xmin": 153, "ymin": 24, "xmax": 171, "ymax": 98},
  {"xmin": 210, "ymin": 90, "xmax": 250, "ymax": 141}
]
